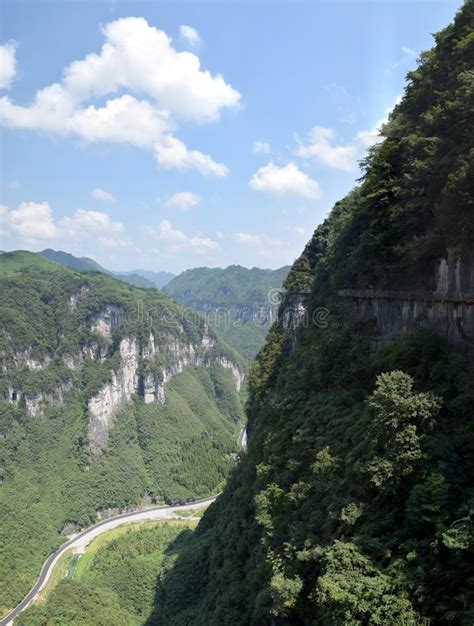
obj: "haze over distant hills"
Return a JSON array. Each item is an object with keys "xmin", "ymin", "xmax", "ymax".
[
  {"xmin": 114, "ymin": 268, "xmax": 176, "ymax": 289},
  {"xmin": 164, "ymin": 265, "xmax": 290, "ymax": 360},
  {"xmin": 38, "ymin": 249, "xmax": 175, "ymax": 289}
]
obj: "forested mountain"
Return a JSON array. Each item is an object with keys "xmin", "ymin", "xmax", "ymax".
[
  {"xmin": 163, "ymin": 265, "xmax": 290, "ymax": 361},
  {"xmin": 117, "ymin": 269, "xmax": 176, "ymax": 289},
  {"xmin": 148, "ymin": 4, "xmax": 474, "ymax": 624},
  {"xmin": 0, "ymin": 251, "xmax": 245, "ymax": 615},
  {"xmin": 38, "ymin": 249, "xmax": 158, "ymax": 289},
  {"xmin": 39, "ymin": 248, "xmax": 105, "ymax": 273}
]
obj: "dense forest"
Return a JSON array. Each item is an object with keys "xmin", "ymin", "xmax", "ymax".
[
  {"xmin": 2, "ymin": 2, "xmax": 473, "ymax": 625},
  {"xmin": 16, "ymin": 522, "xmax": 196, "ymax": 626},
  {"xmin": 0, "ymin": 252, "xmax": 244, "ymax": 615},
  {"xmin": 164, "ymin": 265, "xmax": 290, "ymax": 360},
  {"xmin": 144, "ymin": 4, "xmax": 474, "ymax": 624}
]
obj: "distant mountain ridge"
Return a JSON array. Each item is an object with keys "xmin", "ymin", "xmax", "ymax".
[
  {"xmin": 163, "ymin": 264, "xmax": 290, "ymax": 360},
  {"xmin": 114, "ymin": 268, "xmax": 176, "ymax": 289},
  {"xmin": 37, "ymin": 249, "xmax": 175, "ymax": 289},
  {"xmin": 25, "ymin": 248, "xmax": 288, "ymax": 360}
]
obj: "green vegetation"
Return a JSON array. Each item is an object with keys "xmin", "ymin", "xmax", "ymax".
[
  {"xmin": 38, "ymin": 248, "xmax": 158, "ymax": 289},
  {"xmin": 163, "ymin": 264, "xmax": 290, "ymax": 361},
  {"xmin": 149, "ymin": 5, "xmax": 474, "ymax": 625},
  {"xmin": 17, "ymin": 522, "xmax": 195, "ymax": 626},
  {"xmin": 0, "ymin": 251, "xmax": 243, "ymax": 614}
]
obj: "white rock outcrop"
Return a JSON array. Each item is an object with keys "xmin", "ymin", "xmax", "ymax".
[
  {"xmin": 90, "ymin": 306, "xmax": 126, "ymax": 340},
  {"xmin": 88, "ymin": 337, "xmax": 140, "ymax": 454},
  {"xmin": 87, "ymin": 331, "xmax": 244, "ymax": 453}
]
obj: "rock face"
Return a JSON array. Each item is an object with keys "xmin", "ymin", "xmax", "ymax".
[
  {"xmin": 24, "ymin": 381, "xmax": 73, "ymax": 418},
  {"xmin": 86, "ymin": 325, "xmax": 244, "ymax": 454},
  {"xmin": 280, "ymin": 290, "xmax": 312, "ymax": 350},
  {"xmin": 88, "ymin": 337, "xmax": 140, "ymax": 453},
  {"xmin": 340, "ymin": 253, "xmax": 474, "ymax": 345},
  {"xmin": 434, "ymin": 250, "xmax": 474, "ymax": 295},
  {"xmin": 2, "ymin": 299, "xmax": 244, "ymax": 454},
  {"xmin": 91, "ymin": 305, "xmax": 126, "ymax": 340}
]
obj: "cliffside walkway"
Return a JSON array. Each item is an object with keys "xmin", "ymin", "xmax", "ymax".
[{"xmin": 337, "ymin": 289, "xmax": 474, "ymax": 305}]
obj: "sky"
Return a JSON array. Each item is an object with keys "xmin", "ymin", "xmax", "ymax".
[{"xmin": 0, "ymin": 0, "xmax": 463, "ymax": 273}]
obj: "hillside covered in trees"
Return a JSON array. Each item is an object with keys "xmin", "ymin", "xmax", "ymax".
[
  {"xmin": 0, "ymin": 252, "xmax": 244, "ymax": 616},
  {"xmin": 163, "ymin": 265, "xmax": 290, "ymax": 361},
  {"xmin": 148, "ymin": 4, "xmax": 474, "ymax": 624},
  {"xmin": 38, "ymin": 249, "xmax": 175, "ymax": 289}
]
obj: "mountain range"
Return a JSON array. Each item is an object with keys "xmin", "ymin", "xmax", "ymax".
[
  {"xmin": 38, "ymin": 249, "xmax": 176, "ymax": 289},
  {"xmin": 0, "ymin": 250, "xmax": 245, "ymax": 613},
  {"xmin": 2, "ymin": 3, "xmax": 474, "ymax": 625},
  {"xmin": 163, "ymin": 265, "xmax": 290, "ymax": 360}
]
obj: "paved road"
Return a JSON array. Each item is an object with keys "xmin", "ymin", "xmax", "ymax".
[
  {"xmin": 0, "ymin": 496, "xmax": 217, "ymax": 626},
  {"xmin": 1, "ymin": 427, "xmax": 247, "ymax": 625}
]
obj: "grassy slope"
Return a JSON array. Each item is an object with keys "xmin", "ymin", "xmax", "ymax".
[{"xmin": 0, "ymin": 251, "xmax": 244, "ymax": 614}]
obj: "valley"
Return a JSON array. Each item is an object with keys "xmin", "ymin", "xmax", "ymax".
[
  {"xmin": 0, "ymin": 251, "xmax": 246, "ymax": 616},
  {"xmin": 1, "ymin": 1, "xmax": 473, "ymax": 625}
]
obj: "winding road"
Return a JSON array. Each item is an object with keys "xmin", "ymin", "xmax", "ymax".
[
  {"xmin": 0, "ymin": 496, "xmax": 217, "ymax": 626},
  {"xmin": 1, "ymin": 427, "xmax": 247, "ymax": 625}
]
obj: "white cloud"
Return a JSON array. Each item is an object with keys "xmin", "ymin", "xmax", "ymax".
[
  {"xmin": 253, "ymin": 140, "xmax": 271, "ymax": 154},
  {"xmin": 295, "ymin": 126, "xmax": 358, "ymax": 172},
  {"xmin": 0, "ymin": 17, "xmax": 239, "ymax": 175},
  {"xmin": 249, "ymin": 162, "xmax": 320, "ymax": 198},
  {"xmin": 190, "ymin": 236, "xmax": 218, "ymax": 253},
  {"xmin": 60, "ymin": 208, "xmax": 124, "ymax": 234},
  {"xmin": 154, "ymin": 135, "xmax": 228, "ymax": 176},
  {"xmin": 63, "ymin": 17, "xmax": 239, "ymax": 122},
  {"xmin": 233, "ymin": 232, "xmax": 261, "ymax": 245},
  {"xmin": 98, "ymin": 236, "xmax": 131, "ymax": 249},
  {"xmin": 150, "ymin": 219, "xmax": 187, "ymax": 245},
  {"xmin": 0, "ymin": 42, "xmax": 17, "ymax": 89},
  {"xmin": 294, "ymin": 226, "xmax": 305, "ymax": 235},
  {"xmin": 164, "ymin": 192, "xmax": 200, "ymax": 210},
  {"xmin": 148, "ymin": 219, "xmax": 218, "ymax": 255},
  {"xmin": 179, "ymin": 25, "xmax": 201, "ymax": 47},
  {"xmin": 355, "ymin": 127, "xmax": 384, "ymax": 149},
  {"xmin": 1, "ymin": 201, "xmax": 125, "ymax": 249},
  {"xmin": 356, "ymin": 96, "xmax": 402, "ymax": 148},
  {"xmin": 296, "ymin": 98, "xmax": 402, "ymax": 172},
  {"xmin": 9, "ymin": 201, "xmax": 58, "ymax": 239},
  {"xmin": 401, "ymin": 46, "xmax": 417, "ymax": 58},
  {"xmin": 92, "ymin": 187, "xmax": 116, "ymax": 202},
  {"xmin": 232, "ymin": 231, "xmax": 284, "ymax": 259},
  {"xmin": 70, "ymin": 95, "xmax": 172, "ymax": 147}
]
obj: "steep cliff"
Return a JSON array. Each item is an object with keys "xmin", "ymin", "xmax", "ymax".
[
  {"xmin": 152, "ymin": 5, "xmax": 474, "ymax": 625},
  {"xmin": 0, "ymin": 251, "xmax": 245, "ymax": 614}
]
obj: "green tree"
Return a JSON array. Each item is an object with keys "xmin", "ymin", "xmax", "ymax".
[{"xmin": 364, "ymin": 371, "xmax": 440, "ymax": 490}]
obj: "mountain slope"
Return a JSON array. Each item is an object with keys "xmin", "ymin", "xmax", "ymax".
[
  {"xmin": 151, "ymin": 5, "xmax": 474, "ymax": 625},
  {"xmin": 163, "ymin": 265, "xmax": 290, "ymax": 361},
  {"xmin": 0, "ymin": 251, "xmax": 245, "ymax": 615},
  {"xmin": 119, "ymin": 269, "xmax": 176, "ymax": 289},
  {"xmin": 39, "ymin": 248, "xmax": 105, "ymax": 273},
  {"xmin": 39, "ymin": 248, "xmax": 157, "ymax": 289}
]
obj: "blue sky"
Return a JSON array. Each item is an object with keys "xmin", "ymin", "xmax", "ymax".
[{"xmin": 0, "ymin": 0, "xmax": 463, "ymax": 273}]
